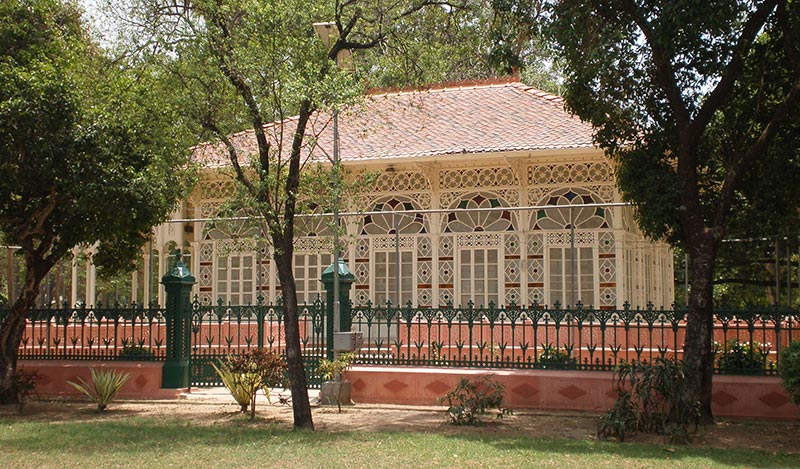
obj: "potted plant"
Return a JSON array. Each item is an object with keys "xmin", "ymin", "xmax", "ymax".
[{"xmin": 317, "ymin": 352, "xmax": 356, "ymax": 412}]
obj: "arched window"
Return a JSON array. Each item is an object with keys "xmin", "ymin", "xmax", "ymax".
[
  {"xmin": 361, "ymin": 197, "xmax": 426, "ymax": 235},
  {"xmin": 532, "ymin": 188, "xmax": 610, "ymax": 230},
  {"xmin": 444, "ymin": 192, "xmax": 514, "ymax": 233}
]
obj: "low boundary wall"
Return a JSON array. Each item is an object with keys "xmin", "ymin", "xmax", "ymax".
[
  {"xmin": 19, "ymin": 360, "xmax": 184, "ymax": 400},
  {"xmin": 349, "ymin": 366, "xmax": 800, "ymax": 420},
  {"xmin": 16, "ymin": 361, "xmax": 800, "ymax": 419}
]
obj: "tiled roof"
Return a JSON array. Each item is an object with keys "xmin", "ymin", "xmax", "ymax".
[{"xmin": 194, "ymin": 79, "xmax": 596, "ymax": 168}]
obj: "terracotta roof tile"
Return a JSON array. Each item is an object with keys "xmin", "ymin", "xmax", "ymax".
[{"xmin": 194, "ymin": 80, "xmax": 595, "ymax": 167}]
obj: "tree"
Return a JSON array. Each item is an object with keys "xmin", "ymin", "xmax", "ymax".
[
  {"xmin": 0, "ymin": 0, "xmax": 192, "ymax": 401},
  {"xmin": 118, "ymin": 0, "xmax": 453, "ymax": 430},
  {"xmin": 549, "ymin": 0, "xmax": 800, "ymax": 422}
]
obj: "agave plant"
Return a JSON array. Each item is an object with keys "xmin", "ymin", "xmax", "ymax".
[{"xmin": 67, "ymin": 368, "xmax": 131, "ymax": 412}]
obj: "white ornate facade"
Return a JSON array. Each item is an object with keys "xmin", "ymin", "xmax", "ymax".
[{"xmin": 157, "ymin": 80, "xmax": 674, "ymax": 309}]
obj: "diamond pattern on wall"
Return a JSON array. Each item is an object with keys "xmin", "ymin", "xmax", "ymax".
[
  {"xmin": 352, "ymin": 378, "xmax": 366, "ymax": 392},
  {"xmin": 134, "ymin": 375, "xmax": 149, "ymax": 391},
  {"xmin": 559, "ymin": 385, "xmax": 587, "ymax": 400},
  {"xmin": 425, "ymin": 380, "xmax": 451, "ymax": 395},
  {"xmin": 759, "ymin": 391, "xmax": 790, "ymax": 408},
  {"xmin": 511, "ymin": 383, "xmax": 539, "ymax": 399},
  {"xmin": 712, "ymin": 390, "xmax": 737, "ymax": 407},
  {"xmin": 384, "ymin": 379, "xmax": 409, "ymax": 393}
]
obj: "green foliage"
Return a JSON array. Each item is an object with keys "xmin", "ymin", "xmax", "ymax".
[
  {"xmin": 317, "ymin": 352, "xmax": 356, "ymax": 382},
  {"xmin": 118, "ymin": 345, "xmax": 156, "ymax": 361},
  {"xmin": 438, "ymin": 375, "xmax": 510, "ymax": 426},
  {"xmin": 212, "ymin": 349, "xmax": 287, "ymax": 419},
  {"xmin": 779, "ymin": 340, "xmax": 800, "ymax": 405},
  {"xmin": 598, "ymin": 358, "xmax": 700, "ymax": 443},
  {"xmin": 536, "ymin": 344, "xmax": 578, "ymax": 369},
  {"xmin": 67, "ymin": 368, "xmax": 131, "ymax": 412},
  {"xmin": 8, "ymin": 368, "xmax": 39, "ymax": 413},
  {"xmin": 715, "ymin": 340, "xmax": 771, "ymax": 375}
]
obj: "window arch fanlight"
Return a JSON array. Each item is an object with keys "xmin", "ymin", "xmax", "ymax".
[
  {"xmin": 444, "ymin": 192, "xmax": 514, "ymax": 233},
  {"xmin": 361, "ymin": 197, "xmax": 426, "ymax": 235},
  {"xmin": 532, "ymin": 188, "xmax": 611, "ymax": 230},
  {"xmin": 296, "ymin": 203, "xmax": 336, "ymax": 237},
  {"xmin": 204, "ymin": 213, "xmax": 260, "ymax": 240}
]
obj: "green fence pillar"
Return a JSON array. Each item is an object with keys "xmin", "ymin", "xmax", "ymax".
[
  {"xmin": 321, "ymin": 257, "xmax": 355, "ymax": 359},
  {"xmin": 161, "ymin": 250, "xmax": 195, "ymax": 389}
]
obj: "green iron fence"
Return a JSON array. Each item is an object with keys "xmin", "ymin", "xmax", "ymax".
[
  {"xmin": 7, "ymin": 302, "xmax": 167, "ymax": 361},
  {"xmin": 4, "ymin": 299, "xmax": 798, "ymax": 386},
  {"xmin": 349, "ymin": 300, "xmax": 798, "ymax": 376},
  {"xmin": 188, "ymin": 297, "xmax": 326, "ymax": 387}
]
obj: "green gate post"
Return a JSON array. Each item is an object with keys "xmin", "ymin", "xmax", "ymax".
[
  {"xmin": 161, "ymin": 250, "xmax": 195, "ymax": 389},
  {"xmin": 321, "ymin": 257, "xmax": 355, "ymax": 360}
]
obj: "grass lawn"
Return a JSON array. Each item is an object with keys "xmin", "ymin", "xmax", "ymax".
[{"xmin": 2, "ymin": 415, "xmax": 799, "ymax": 468}]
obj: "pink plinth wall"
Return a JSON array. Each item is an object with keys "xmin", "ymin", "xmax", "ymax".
[
  {"xmin": 19, "ymin": 360, "xmax": 184, "ymax": 400},
  {"xmin": 349, "ymin": 366, "xmax": 800, "ymax": 420}
]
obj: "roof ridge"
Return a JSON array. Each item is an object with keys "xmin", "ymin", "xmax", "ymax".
[{"xmin": 366, "ymin": 75, "xmax": 521, "ymax": 96}]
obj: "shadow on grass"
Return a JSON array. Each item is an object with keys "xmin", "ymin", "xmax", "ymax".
[{"xmin": 441, "ymin": 430, "xmax": 799, "ymax": 468}]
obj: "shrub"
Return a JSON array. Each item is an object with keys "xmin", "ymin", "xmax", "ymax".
[
  {"xmin": 10, "ymin": 369, "xmax": 39, "ymax": 414},
  {"xmin": 213, "ymin": 348, "xmax": 287, "ymax": 420},
  {"xmin": 536, "ymin": 344, "xmax": 578, "ymax": 369},
  {"xmin": 118, "ymin": 345, "xmax": 156, "ymax": 360},
  {"xmin": 437, "ymin": 375, "xmax": 510, "ymax": 426},
  {"xmin": 715, "ymin": 340, "xmax": 770, "ymax": 374},
  {"xmin": 317, "ymin": 352, "xmax": 356, "ymax": 382},
  {"xmin": 598, "ymin": 358, "xmax": 700, "ymax": 443},
  {"xmin": 67, "ymin": 368, "xmax": 130, "ymax": 412},
  {"xmin": 779, "ymin": 340, "xmax": 800, "ymax": 404}
]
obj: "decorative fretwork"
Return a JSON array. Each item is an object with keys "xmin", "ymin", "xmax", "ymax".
[
  {"xmin": 439, "ymin": 235, "xmax": 454, "ymax": 257},
  {"xmin": 201, "ymin": 179, "xmax": 237, "ymax": 200},
  {"xmin": 372, "ymin": 235, "xmax": 415, "ymax": 250},
  {"xmin": 546, "ymin": 231, "xmax": 596, "ymax": 246},
  {"xmin": 527, "ymin": 258, "xmax": 544, "ymax": 283},
  {"xmin": 505, "ymin": 234, "xmax": 520, "ymax": 255},
  {"xmin": 439, "ymin": 260, "xmax": 454, "ymax": 284},
  {"xmin": 444, "ymin": 193, "xmax": 514, "ymax": 233},
  {"xmin": 505, "ymin": 259, "xmax": 521, "ymax": 283},
  {"xmin": 456, "ymin": 233, "xmax": 502, "ymax": 248},
  {"xmin": 294, "ymin": 236, "xmax": 333, "ymax": 252},
  {"xmin": 599, "ymin": 232, "xmax": 615, "ymax": 254},
  {"xmin": 528, "ymin": 162, "xmax": 613, "ymax": 185},
  {"xmin": 599, "ymin": 258, "xmax": 616, "ymax": 283},
  {"xmin": 362, "ymin": 197, "xmax": 426, "ymax": 235},
  {"xmin": 375, "ymin": 171, "xmax": 431, "ymax": 192},
  {"xmin": 417, "ymin": 237, "xmax": 432, "ymax": 258},
  {"xmin": 527, "ymin": 233, "xmax": 544, "ymax": 255},
  {"xmin": 417, "ymin": 261, "xmax": 432, "ymax": 284},
  {"xmin": 440, "ymin": 166, "xmax": 517, "ymax": 189},
  {"xmin": 532, "ymin": 188, "xmax": 610, "ymax": 230}
]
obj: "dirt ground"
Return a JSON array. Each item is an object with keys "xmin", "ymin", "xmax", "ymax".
[{"xmin": 3, "ymin": 390, "xmax": 800, "ymax": 454}]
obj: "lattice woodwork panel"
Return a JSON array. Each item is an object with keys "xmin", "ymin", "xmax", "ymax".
[
  {"xmin": 201, "ymin": 180, "xmax": 236, "ymax": 200},
  {"xmin": 527, "ymin": 233, "xmax": 544, "ymax": 255},
  {"xmin": 528, "ymin": 257, "xmax": 544, "ymax": 282},
  {"xmin": 456, "ymin": 233, "xmax": 502, "ymax": 248},
  {"xmin": 599, "ymin": 232, "xmax": 615, "ymax": 254},
  {"xmin": 372, "ymin": 235, "xmax": 415, "ymax": 250},
  {"xmin": 440, "ymin": 166, "xmax": 517, "ymax": 190},
  {"xmin": 295, "ymin": 237, "xmax": 333, "ymax": 252},
  {"xmin": 600, "ymin": 288, "xmax": 616, "ymax": 307},
  {"xmin": 354, "ymin": 262, "xmax": 369, "ymax": 285},
  {"xmin": 356, "ymin": 238, "xmax": 370, "ymax": 259},
  {"xmin": 505, "ymin": 234, "xmax": 520, "ymax": 255},
  {"xmin": 527, "ymin": 288, "xmax": 544, "ymax": 305},
  {"xmin": 546, "ymin": 232, "xmax": 596, "ymax": 246},
  {"xmin": 505, "ymin": 259, "xmax": 521, "ymax": 283},
  {"xmin": 438, "ymin": 260, "xmax": 454, "ymax": 284},
  {"xmin": 417, "ymin": 261, "xmax": 432, "ymax": 284},
  {"xmin": 528, "ymin": 162, "xmax": 613, "ymax": 185},
  {"xmin": 440, "ymin": 288, "xmax": 454, "ymax": 305},
  {"xmin": 375, "ymin": 171, "xmax": 431, "ymax": 192},
  {"xmin": 505, "ymin": 288, "xmax": 520, "ymax": 305},
  {"xmin": 599, "ymin": 258, "xmax": 616, "ymax": 283},
  {"xmin": 418, "ymin": 289, "xmax": 432, "ymax": 307},
  {"xmin": 439, "ymin": 236, "xmax": 454, "ymax": 257},
  {"xmin": 417, "ymin": 237, "xmax": 432, "ymax": 258}
]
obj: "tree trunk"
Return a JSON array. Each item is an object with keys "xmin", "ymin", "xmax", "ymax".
[
  {"xmin": 273, "ymin": 235, "xmax": 314, "ymax": 431},
  {"xmin": 683, "ymin": 235, "xmax": 718, "ymax": 425},
  {"xmin": 0, "ymin": 267, "xmax": 46, "ymax": 402}
]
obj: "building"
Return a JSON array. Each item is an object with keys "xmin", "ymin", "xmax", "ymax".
[
  {"xmin": 163, "ymin": 78, "xmax": 673, "ymax": 310},
  {"xmin": 26, "ymin": 78, "xmax": 672, "ymax": 309}
]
